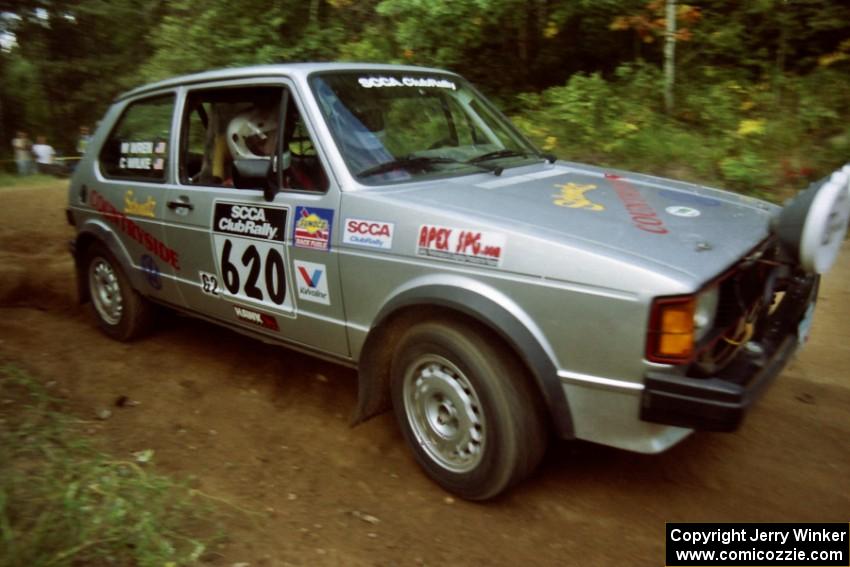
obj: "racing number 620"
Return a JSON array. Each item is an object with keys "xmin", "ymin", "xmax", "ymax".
[{"xmin": 221, "ymin": 239, "xmax": 286, "ymax": 305}]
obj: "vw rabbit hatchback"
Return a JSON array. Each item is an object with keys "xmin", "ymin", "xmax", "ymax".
[{"xmin": 67, "ymin": 63, "xmax": 850, "ymax": 499}]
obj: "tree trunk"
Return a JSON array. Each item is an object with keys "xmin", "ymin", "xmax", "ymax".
[
  {"xmin": 663, "ymin": 0, "xmax": 676, "ymax": 114},
  {"xmin": 0, "ymin": 71, "xmax": 4, "ymax": 160},
  {"xmin": 775, "ymin": 4, "xmax": 788, "ymax": 105},
  {"xmin": 309, "ymin": 0, "xmax": 320, "ymax": 28}
]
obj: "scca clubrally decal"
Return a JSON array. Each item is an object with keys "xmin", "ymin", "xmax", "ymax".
[{"xmin": 211, "ymin": 201, "xmax": 294, "ymax": 316}]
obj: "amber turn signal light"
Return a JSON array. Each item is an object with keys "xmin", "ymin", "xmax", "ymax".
[{"xmin": 647, "ymin": 296, "xmax": 696, "ymax": 363}]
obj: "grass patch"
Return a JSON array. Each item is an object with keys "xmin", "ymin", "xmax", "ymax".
[
  {"xmin": 0, "ymin": 174, "xmax": 66, "ymax": 190},
  {"xmin": 0, "ymin": 365, "xmax": 217, "ymax": 567}
]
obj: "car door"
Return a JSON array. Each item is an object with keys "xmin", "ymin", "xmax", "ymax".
[
  {"xmin": 92, "ymin": 92, "xmax": 184, "ymax": 307},
  {"xmin": 161, "ymin": 79, "xmax": 349, "ymax": 356}
]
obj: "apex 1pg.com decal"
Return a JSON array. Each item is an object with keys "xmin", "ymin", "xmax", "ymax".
[{"xmin": 416, "ymin": 225, "xmax": 505, "ymax": 267}]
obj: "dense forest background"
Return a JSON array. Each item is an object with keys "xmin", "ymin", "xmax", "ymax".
[{"xmin": 1, "ymin": 0, "xmax": 849, "ymax": 196}]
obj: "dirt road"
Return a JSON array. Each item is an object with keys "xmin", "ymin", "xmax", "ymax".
[{"xmin": 0, "ymin": 180, "xmax": 848, "ymax": 566}]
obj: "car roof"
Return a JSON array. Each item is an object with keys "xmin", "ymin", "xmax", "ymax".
[{"xmin": 116, "ymin": 62, "xmax": 458, "ymax": 102}]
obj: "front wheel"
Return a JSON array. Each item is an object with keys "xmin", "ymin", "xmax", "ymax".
[
  {"xmin": 86, "ymin": 242, "xmax": 153, "ymax": 341},
  {"xmin": 391, "ymin": 318, "xmax": 547, "ymax": 500}
]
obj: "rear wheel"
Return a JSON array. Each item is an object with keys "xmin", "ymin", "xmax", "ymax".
[
  {"xmin": 391, "ymin": 318, "xmax": 547, "ymax": 500},
  {"xmin": 86, "ymin": 242, "xmax": 153, "ymax": 341}
]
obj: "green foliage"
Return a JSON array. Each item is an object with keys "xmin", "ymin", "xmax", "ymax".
[
  {"xmin": 0, "ymin": 365, "xmax": 216, "ymax": 567},
  {"xmin": 718, "ymin": 152, "xmax": 772, "ymax": 191},
  {"xmin": 2, "ymin": 0, "xmax": 163, "ymax": 153},
  {"xmin": 142, "ymin": 0, "xmax": 288, "ymax": 79},
  {"xmin": 515, "ymin": 62, "xmax": 657, "ymax": 160},
  {"xmin": 376, "ymin": 0, "xmax": 498, "ymax": 67},
  {"xmin": 142, "ymin": 0, "xmax": 374, "ymax": 81},
  {"xmin": 515, "ymin": 60, "xmax": 850, "ymax": 196},
  {"xmin": 1, "ymin": 0, "xmax": 848, "ymax": 195}
]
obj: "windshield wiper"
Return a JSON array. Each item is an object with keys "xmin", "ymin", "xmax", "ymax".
[
  {"xmin": 466, "ymin": 149, "xmax": 532, "ymax": 164},
  {"xmin": 357, "ymin": 155, "xmax": 499, "ymax": 178},
  {"xmin": 467, "ymin": 148, "xmax": 557, "ymax": 166}
]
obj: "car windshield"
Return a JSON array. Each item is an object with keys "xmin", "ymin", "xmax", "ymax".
[{"xmin": 309, "ymin": 71, "xmax": 542, "ymax": 184}]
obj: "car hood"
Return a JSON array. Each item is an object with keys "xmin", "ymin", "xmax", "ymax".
[{"xmin": 384, "ymin": 161, "xmax": 778, "ymax": 284}]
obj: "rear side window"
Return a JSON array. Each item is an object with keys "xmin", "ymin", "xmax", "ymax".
[{"xmin": 99, "ymin": 94, "xmax": 174, "ymax": 182}]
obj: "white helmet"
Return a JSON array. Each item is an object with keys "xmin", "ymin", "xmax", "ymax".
[{"xmin": 227, "ymin": 109, "xmax": 278, "ymax": 160}]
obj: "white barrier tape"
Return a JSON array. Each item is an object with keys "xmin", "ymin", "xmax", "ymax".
[{"xmin": 0, "ymin": 156, "xmax": 82, "ymax": 164}]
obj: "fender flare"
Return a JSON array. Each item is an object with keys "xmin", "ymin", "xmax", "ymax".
[
  {"xmin": 357, "ymin": 282, "xmax": 575, "ymax": 439},
  {"xmin": 72, "ymin": 220, "xmax": 142, "ymax": 301}
]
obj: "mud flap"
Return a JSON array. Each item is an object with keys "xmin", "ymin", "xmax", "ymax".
[
  {"xmin": 350, "ymin": 332, "xmax": 394, "ymax": 426},
  {"xmin": 351, "ymin": 365, "xmax": 392, "ymax": 426}
]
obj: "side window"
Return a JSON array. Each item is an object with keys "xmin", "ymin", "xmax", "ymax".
[
  {"xmin": 179, "ymin": 86, "xmax": 328, "ymax": 192},
  {"xmin": 99, "ymin": 95, "xmax": 174, "ymax": 182},
  {"xmin": 180, "ymin": 87, "xmax": 281, "ymax": 188}
]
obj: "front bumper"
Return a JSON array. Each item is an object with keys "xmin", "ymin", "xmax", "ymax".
[
  {"xmin": 640, "ymin": 274, "xmax": 818, "ymax": 432},
  {"xmin": 641, "ymin": 335, "xmax": 798, "ymax": 431}
]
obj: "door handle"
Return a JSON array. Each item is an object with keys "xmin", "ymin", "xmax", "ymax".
[{"xmin": 167, "ymin": 198, "xmax": 194, "ymax": 211}]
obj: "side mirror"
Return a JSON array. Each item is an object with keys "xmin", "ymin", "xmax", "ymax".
[
  {"xmin": 264, "ymin": 152, "xmax": 292, "ymax": 202},
  {"xmin": 771, "ymin": 164, "xmax": 850, "ymax": 274},
  {"xmin": 233, "ymin": 158, "xmax": 271, "ymax": 179},
  {"xmin": 233, "ymin": 158, "xmax": 279, "ymax": 201}
]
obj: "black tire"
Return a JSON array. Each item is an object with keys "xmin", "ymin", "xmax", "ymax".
[
  {"xmin": 390, "ymin": 317, "xmax": 547, "ymax": 500},
  {"xmin": 85, "ymin": 242, "xmax": 154, "ymax": 341}
]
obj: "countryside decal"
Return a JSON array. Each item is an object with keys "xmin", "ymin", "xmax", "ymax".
[
  {"xmin": 606, "ymin": 173, "xmax": 669, "ymax": 235},
  {"xmin": 89, "ymin": 190, "xmax": 180, "ymax": 269},
  {"xmin": 416, "ymin": 225, "xmax": 505, "ymax": 267}
]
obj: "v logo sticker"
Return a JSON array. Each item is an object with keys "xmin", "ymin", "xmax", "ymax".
[{"xmin": 298, "ymin": 266, "xmax": 323, "ymax": 288}]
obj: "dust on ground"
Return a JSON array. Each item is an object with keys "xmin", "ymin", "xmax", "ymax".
[{"xmin": 0, "ymin": 180, "xmax": 847, "ymax": 566}]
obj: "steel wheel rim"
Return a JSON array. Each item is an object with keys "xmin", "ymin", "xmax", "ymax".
[
  {"xmin": 402, "ymin": 354, "xmax": 485, "ymax": 473},
  {"xmin": 89, "ymin": 257, "xmax": 123, "ymax": 326}
]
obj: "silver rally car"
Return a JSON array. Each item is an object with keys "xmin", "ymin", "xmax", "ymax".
[{"xmin": 67, "ymin": 63, "xmax": 850, "ymax": 499}]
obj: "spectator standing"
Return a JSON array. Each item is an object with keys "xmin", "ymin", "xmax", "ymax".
[
  {"xmin": 77, "ymin": 125, "xmax": 91, "ymax": 155},
  {"xmin": 11, "ymin": 131, "xmax": 34, "ymax": 175},
  {"xmin": 31, "ymin": 136, "xmax": 56, "ymax": 173}
]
